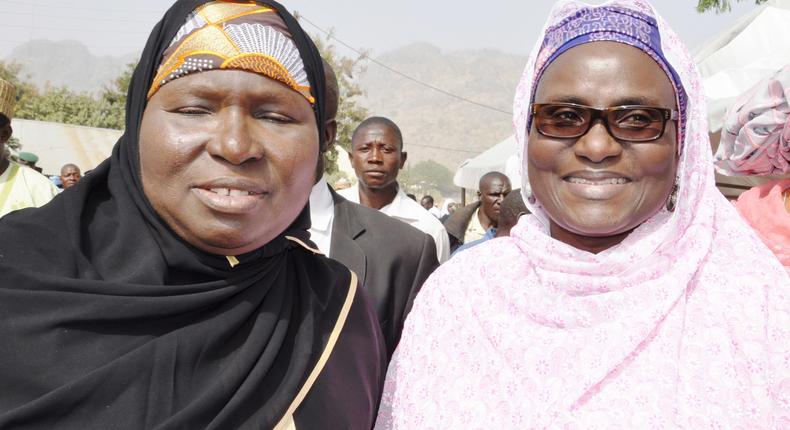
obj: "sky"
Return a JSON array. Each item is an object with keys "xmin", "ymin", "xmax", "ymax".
[{"xmin": 0, "ymin": 0, "xmax": 760, "ymax": 60}]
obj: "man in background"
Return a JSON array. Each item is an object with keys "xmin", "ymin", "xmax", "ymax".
[
  {"xmin": 309, "ymin": 61, "xmax": 439, "ymax": 356},
  {"xmin": 0, "ymin": 78, "xmax": 59, "ymax": 217},
  {"xmin": 339, "ymin": 117, "xmax": 450, "ymax": 262},
  {"xmin": 451, "ymin": 189, "xmax": 528, "ymax": 257},
  {"xmin": 444, "ymin": 171, "xmax": 511, "ymax": 252},
  {"xmin": 420, "ymin": 195, "xmax": 441, "ymax": 219},
  {"xmin": 59, "ymin": 163, "xmax": 82, "ymax": 190}
]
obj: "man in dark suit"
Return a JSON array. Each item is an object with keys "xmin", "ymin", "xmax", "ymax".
[
  {"xmin": 309, "ymin": 60, "xmax": 439, "ymax": 357},
  {"xmin": 444, "ymin": 171, "xmax": 511, "ymax": 252}
]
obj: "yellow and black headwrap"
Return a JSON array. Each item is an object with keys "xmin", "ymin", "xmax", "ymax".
[{"xmin": 147, "ymin": 0, "xmax": 314, "ymax": 104}]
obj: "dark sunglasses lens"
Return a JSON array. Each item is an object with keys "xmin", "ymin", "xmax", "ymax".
[
  {"xmin": 536, "ymin": 104, "xmax": 589, "ymax": 138},
  {"xmin": 608, "ymin": 108, "xmax": 664, "ymax": 141}
]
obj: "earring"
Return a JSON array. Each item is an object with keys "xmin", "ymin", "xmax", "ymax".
[
  {"xmin": 666, "ymin": 181, "xmax": 679, "ymax": 212},
  {"xmin": 526, "ymin": 190, "xmax": 536, "ymax": 205}
]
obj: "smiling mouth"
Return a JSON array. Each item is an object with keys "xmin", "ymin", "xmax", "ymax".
[
  {"xmin": 565, "ymin": 177, "xmax": 630, "ymax": 185},
  {"xmin": 192, "ymin": 186, "xmax": 267, "ymax": 214},
  {"xmin": 205, "ymin": 188, "xmax": 262, "ymax": 196}
]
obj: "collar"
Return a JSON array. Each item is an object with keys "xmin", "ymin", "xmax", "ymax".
[
  {"xmin": 309, "ymin": 176, "xmax": 335, "ymax": 231},
  {"xmin": 380, "ymin": 185, "xmax": 423, "ymax": 223}
]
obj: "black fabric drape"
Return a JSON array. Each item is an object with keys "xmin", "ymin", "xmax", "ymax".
[{"xmin": 0, "ymin": 1, "xmax": 356, "ymax": 429}]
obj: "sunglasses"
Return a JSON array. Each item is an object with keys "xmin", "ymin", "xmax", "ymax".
[{"xmin": 531, "ymin": 102, "xmax": 678, "ymax": 142}]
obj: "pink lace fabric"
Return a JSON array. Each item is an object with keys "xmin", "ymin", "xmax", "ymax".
[
  {"xmin": 375, "ymin": 1, "xmax": 790, "ymax": 428},
  {"xmin": 736, "ymin": 179, "xmax": 790, "ymax": 269}
]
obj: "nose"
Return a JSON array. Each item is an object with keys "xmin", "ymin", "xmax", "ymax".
[
  {"xmin": 206, "ymin": 108, "xmax": 265, "ymax": 165},
  {"xmin": 573, "ymin": 121, "xmax": 622, "ymax": 164},
  {"xmin": 367, "ymin": 147, "xmax": 383, "ymax": 165}
]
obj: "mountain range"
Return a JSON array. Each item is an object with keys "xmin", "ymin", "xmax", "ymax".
[{"xmin": 5, "ymin": 39, "xmax": 526, "ymax": 172}]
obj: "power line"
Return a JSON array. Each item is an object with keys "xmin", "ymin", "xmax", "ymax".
[
  {"xmin": 408, "ymin": 143, "xmax": 481, "ymax": 154},
  {"xmin": 0, "ymin": 10, "xmax": 153, "ymax": 24},
  {"xmin": 0, "ymin": 0, "xmax": 152, "ymax": 16},
  {"xmin": 295, "ymin": 13, "xmax": 513, "ymax": 117}
]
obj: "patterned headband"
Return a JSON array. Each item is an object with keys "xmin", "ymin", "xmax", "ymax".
[
  {"xmin": 147, "ymin": 1, "xmax": 314, "ymax": 104},
  {"xmin": 531, "ymin": 5, "xmax": 687, "ymax": 145}
]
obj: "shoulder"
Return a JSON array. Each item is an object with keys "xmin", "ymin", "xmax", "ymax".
[
  {"xmin": 443, "ymin": 202, "xmax": 479, "ymax": 236},
  {"xmin": 335, "ymin": 185, "xmax": 357, "ymax": 202},
  {"xmin": 0, "ymin": 196, "xmax": 69, "ymax": 269},
  {"xmin": 18, "ymin": 165, "xmax": 59, "ymax": 196},
  {"xmin": 399, "ymin": 196, "xmax": 446, "ymax": 232},
  {"xmin": 336, "ymin": 195, "xmax": 435, "ymax": 253}
]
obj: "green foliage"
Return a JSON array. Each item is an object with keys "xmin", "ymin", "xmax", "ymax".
[
  {"xmin": 400, "ymin": 159, "xmax": 456, "ymax": 197},
  {"xmin": 696, "ymin": 0, "xmax": 766, "ymax": 13},
  {"xmin": 0, "ymin": 60, "xmax": 135, "ymax": 131},
  {"xmin": 311, "ymin": 31, "xmax": 369, "ymax": 175}
]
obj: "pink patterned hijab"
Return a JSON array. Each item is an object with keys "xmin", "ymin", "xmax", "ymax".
[{"xmin": 376, "ymin": 1, "xmax": 790, "ymax": 428}]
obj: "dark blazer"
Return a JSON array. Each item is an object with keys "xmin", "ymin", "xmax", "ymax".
[
  {"xmin": 329, "ymin": 188, "xmax": 439, "ymax": 357},
  {"xmin": 443, "ymin": 201, "xmax": 480, "ymax": 253}
]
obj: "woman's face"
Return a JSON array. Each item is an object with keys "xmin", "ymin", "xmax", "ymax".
[
  {"xmin": 139, "ymin": 69, "xmax": 319, "ymax": 255},
  {"xmin": 528, "ymin": 42, "xmax": 678, "ymax": 249}
]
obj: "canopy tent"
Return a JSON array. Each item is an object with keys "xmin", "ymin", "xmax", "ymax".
[
  {"xmin": 452, "ymin": 134, "xmax": 521, "ymax": 190},
  {"xmin": 694, "ymin": 0, "xmax": 790, "ymax": 197},
  {"xmin": 694, "ymin": 0, "xmax": 790, "ymax": 133}
]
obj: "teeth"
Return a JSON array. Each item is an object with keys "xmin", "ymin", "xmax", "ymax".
[
  {"xmin": 228, "ymin": 189, "xmax": 247, "ymax": 197},
  {"xmin": 566, "ymin": 177, "xmax": 628, "ymax": 185},
  {"xmin": 208, "ymin": 188, "xmax": 257, "ymax": 196},
  {"xmin": 210, "ymin": 188, "xmax": 230, "ymax": 196}
]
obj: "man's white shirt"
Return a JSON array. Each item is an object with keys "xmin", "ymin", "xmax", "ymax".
[
  {"xmin": 308, "ymin": 177, "xmax": 335, "ymax": 255},
  {"xmin": 337, "ymin": 183, "xmax": 450, "ymax": 262}
]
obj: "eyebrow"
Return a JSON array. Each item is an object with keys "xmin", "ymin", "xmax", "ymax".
[{"xmin": 543, "ymin": 95, "xmax": 668, "ymax": 108}]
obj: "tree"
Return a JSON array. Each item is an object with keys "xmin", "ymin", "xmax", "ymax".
[
  {"xmin": 309, "ymin": 29, "xmax": 369, "ymax": 176},
  {"xmin": 0, "ymin": 59, "xmax": 134, "ymax": 131},
  {"xmin": 400, "ymin": 159, "xmax": 456, "ymax": 198},
  {"xmin": 696, "ymin": 0, "xmax": 766, "ymax": 13},
  {"xmin": 92, "ymin": 61, "xmax": 136, "ymax": 130}
]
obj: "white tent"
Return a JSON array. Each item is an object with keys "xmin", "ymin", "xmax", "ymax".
[
  {"xmin": 694, "ymin": 0, "xmax": 790, "ymax": 196},
  {"xmin": 695, "ymin": 0, "xmax": 790, "ymax": 133},
  {"xmin": 452, "ymin": 135, "xmax": 521, "ymax": 190}
]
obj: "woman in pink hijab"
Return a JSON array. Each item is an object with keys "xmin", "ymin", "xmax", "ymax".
[
  {"xmin": 714, "ymin": 66, "xmax": 790, "ymax": 270},
  {"xmin": 376, "ymin": 1, "xmax": 790, "ymax": 428}
]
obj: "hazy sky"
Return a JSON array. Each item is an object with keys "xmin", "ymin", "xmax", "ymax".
[{"xmin": 0, "ymin": 0, "xmax": 759, "ymax": 59}]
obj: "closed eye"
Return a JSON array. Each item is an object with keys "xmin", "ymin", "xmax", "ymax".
[
  {"xmin": 254, "ymin": 111, "xmax": 295, "ymax": 124},
  {"xmin": 176, "ymin": 106, "xmax": 211, "ymax": 115}
]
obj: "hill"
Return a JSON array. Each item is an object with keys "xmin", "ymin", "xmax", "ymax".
[
  {"xmin": 7, "ymin": 40, "xmax": 137, "ymax": 94},
  {"xmin": 3, "ymin": 39, "xmax": 526, "ymax": 173},
  {"xmin": 358, "ymin": 42, "xmax": 526, "ymax": 171}
]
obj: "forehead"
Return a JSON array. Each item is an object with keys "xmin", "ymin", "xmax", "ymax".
[
  {"xmin": 482, "ymin": 177, "xmax": 509, "ymax": 191},
  {"xmin": 352, "ymin": 125, "xmax": 398, "ymax": 145},
  {"xmin": 534, "ymin": 41, "xmax": 676, "ymax": 109},
  {"xmin": 156, "ymin": 69, "xmax": 309, "ymax": 105}
]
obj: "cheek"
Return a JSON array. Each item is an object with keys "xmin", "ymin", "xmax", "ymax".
[
  {"xmin": 527, "ymin": 135, "xmax": 566, "ymax": 173},
  {"xmin": 140, "ymin": 120, "xmax": 190, "ymax": 178},
  {"xmin": 269, "ymin": 130, "xmax": 319, "ymax": 188},
  {"xmin": 527, "ymin": 135, "xmax": 568, "ymax": 194},
  {"xmin": 629, "ymin": 144, "xmax": 677, "ymax": 187}
]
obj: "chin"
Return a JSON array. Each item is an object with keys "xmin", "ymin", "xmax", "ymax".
[
  {"xmin": 558, "ymin": 211, "xmax": 635, "ymax": 238},
  {"xmin": 187, "ymin": 224, "xmax": 276, "ymax": 255}
]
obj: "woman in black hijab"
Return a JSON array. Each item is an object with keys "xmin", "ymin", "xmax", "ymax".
[{"xmin": 0, "ymin": 1, "xmax": 386, "ymax": 428}]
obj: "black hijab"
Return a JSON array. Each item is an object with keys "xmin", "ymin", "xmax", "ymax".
[{"xmin": 0, "ymin": 1, "xmax": 350, "ymax": 428}]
